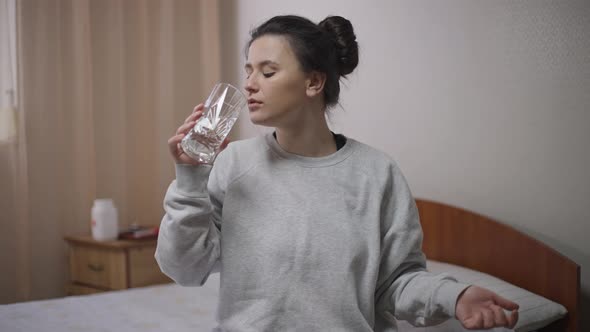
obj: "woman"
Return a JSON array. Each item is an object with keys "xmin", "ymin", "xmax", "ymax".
[{"xmin": 156, "ymin": 15, "xmax": 519, "ymax": 331}]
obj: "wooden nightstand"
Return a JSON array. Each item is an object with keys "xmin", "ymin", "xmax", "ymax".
[{"xmin": 64, "ymin": 235, "xmax": 171, "ymax": 295}]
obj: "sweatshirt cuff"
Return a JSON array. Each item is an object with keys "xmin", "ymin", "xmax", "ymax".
[
  {"xmin": 436, "ymin": 281, "xmax": 471, "ymax": 318},
  {"xmin": 175, "ymin": 164, "xmax": 212, "ymax": 196}
]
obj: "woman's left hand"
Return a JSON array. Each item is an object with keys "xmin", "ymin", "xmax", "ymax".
[{"xmin": 455, "ymin": 285, "xmax": 519, "ymax": 330}]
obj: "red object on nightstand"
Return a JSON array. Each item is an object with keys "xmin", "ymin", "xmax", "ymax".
[{"xmin": 118, "ymin": 225, "xmax": 159, "ymax": 240}]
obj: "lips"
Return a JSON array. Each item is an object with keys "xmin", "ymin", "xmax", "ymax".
[{"xmin": 248, "ymin": 98, "xmax": 263, "ymax": 110}]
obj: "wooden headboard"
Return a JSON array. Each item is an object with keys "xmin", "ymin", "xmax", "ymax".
[{"xmin": 415, "ymin": 198, "xmax": 580, "ymax": 332}]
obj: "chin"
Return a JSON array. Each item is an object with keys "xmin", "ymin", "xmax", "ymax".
[{"xmin": 249, "ymin": 112, "xmax": 276, "ymax": 127}]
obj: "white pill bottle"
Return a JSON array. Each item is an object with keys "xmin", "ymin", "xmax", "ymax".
[{"xmin": 91, "ymin": 198, "xmax": 119, "ymax": 241}]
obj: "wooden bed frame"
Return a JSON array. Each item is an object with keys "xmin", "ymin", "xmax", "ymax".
[{"xmin": 415, "ymin": 199, "xmax": 580, "ymax": 332}]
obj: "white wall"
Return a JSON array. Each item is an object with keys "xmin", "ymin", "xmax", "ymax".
[{"xmin": 220, "ymin": 0, "xmax": 590, "ymax": 326}]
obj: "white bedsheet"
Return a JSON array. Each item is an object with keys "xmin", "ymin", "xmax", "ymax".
[
  {"xmin": 0, "ymin": 274, "xmax": 220, "ymax": 332},
  {"xmin": 0, "ymin": 269, "xmax": 514, "ymax": 332}
]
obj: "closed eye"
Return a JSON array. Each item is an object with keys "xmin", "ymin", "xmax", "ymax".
[{"xmin": 263, "ymin": 72, "xmax": 275, "ymax": 78}]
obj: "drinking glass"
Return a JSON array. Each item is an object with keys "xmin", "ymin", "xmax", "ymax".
[{"xmin": 180, "ymin": 83, "xmax": 247, "ymax": 164}]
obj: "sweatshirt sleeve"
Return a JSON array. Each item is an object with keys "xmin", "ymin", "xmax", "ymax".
[
  {"xmin": 155, "ymin": 155, "xmax": 227, "ymax": 286},
  {"xmin": 374, "ymin": 164, "xmax": 470, "ymax": 327}
]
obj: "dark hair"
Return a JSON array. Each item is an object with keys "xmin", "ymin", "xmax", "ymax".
[{"xmin": 247, "ymin": 15, "xmax": 359, "ymax": 110}]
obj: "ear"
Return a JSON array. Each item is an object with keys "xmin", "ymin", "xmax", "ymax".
[{"xmin": 305, "ymin": 71, "xmax": 326, "ymax": 98}]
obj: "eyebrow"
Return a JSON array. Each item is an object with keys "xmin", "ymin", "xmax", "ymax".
[{"xmin": 244, "ymin": 60, "xmax": 279, "ymax": 69}]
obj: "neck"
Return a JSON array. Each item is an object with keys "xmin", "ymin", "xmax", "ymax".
[{"xmin": 274, "ymin": 107, "xmax": 336, "ymax": 158}]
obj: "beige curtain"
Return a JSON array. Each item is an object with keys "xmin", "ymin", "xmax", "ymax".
[{"xmin": 0, "ymin": 0, "xmax": 221, "ymax": 303}]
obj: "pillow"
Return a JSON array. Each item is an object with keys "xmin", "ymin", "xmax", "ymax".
[{"xmin": 403, "ymin": 260, "xmax": 567, "ymax": 332}]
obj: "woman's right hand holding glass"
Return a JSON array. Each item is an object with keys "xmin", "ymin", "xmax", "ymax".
[
  {"xmin": 168, "ymin": 103, "xmax": 231, "ymax": 165},
  {"xmin": 168, "ymin": 104, "xmax": 206, "ymax": 165}
]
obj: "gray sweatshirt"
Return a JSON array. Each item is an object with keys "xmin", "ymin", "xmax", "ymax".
[{"xmin": 155, "ymin": 133, "xmax": 469, "ymax": 331}]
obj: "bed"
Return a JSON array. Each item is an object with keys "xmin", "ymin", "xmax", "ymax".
[
  {"xmin": 414, "ymin": 199, "xmax": 579, "ymax": 332},
  {"xmin": 0, "ymin": 199, "xmax": 580, "ymax": 332}
]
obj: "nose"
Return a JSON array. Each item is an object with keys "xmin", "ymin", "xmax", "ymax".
[{"xmin": 244, "ymin": 75, "xmax": 258, "ymax": 95}]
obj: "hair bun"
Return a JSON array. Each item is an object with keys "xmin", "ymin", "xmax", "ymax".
[{"xmin": 318, "ymin": 16, "xmax": 359, "ymax": 76}]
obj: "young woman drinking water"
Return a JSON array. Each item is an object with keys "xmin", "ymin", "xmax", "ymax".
[{"xmin": 156, "ymin": 15, "xmax": 519, "ymax": 331}]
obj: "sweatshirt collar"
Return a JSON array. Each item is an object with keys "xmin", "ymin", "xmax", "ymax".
[{"xmin": 264, "ymin": 131, "xmax": 356, "ymax": 168}]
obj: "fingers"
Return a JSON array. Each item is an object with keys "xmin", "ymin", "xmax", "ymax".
[
  {"xmin": 492, "ymin": 294, "xmax": 520, "ymax": 328},
  {"xmin": 462, "ymin": 312, "xmax": 483, "ymax": 330},
  {"xmin": 168, "ymin": 133, "xmax": 185, "ymax": 156},
  {"xmin": 462, "ymin": 306, "xmax": 519, "ymax": 330},
  {"xmin": 507, "ymin": 309, "xmax": 519, "ymax": 329},
  {"xmin": 176, "ymin": 120, "xmax": 197, "ymax": 135},
  {"xmin": 482, "ymin": 307, "xmax": 519, "ymax": 330},
  {"xmin": 177, "ymin": 105, "xmax": 204, "ymax": 136},
  {"xmin": 493, "ymin": 293, "xmax": 520, "ymax": 311},
  {"xmin": 482, "ymin": 309, "xmax": 494, "ymax": 329},
  {"xmin": 491, "ymin": 305, "xmax": 508, "ymax": 327},
  {"xmin": 167, "ymin": 104, "xmax": 206, "ymax": 164},
  {"xmin": 180, "ymin": 111, "xmax": 204, "ymax": 134},
  {"xmin": 184, "ymin": 104, "xmax": 204, "ymax": 123}
]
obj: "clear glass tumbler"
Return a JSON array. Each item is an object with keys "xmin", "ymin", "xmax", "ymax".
[{"xmin": 180, "ymin": 83, "xmax": 247, "ymax": 164}]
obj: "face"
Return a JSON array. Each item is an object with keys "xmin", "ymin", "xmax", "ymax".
[{"xmin": 244, "ymin": 35, "xmax": 313, "ymax": 128}]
